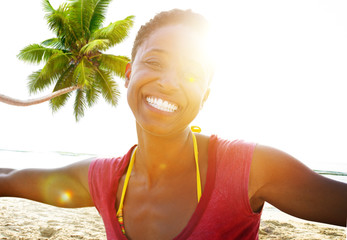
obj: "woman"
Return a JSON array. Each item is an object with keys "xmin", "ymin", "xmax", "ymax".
[{"xmin": 1, "ymin": 9, "xmax": 346, "ymax": 240}]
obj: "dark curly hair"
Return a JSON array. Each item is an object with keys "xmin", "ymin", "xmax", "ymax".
[{"xmin": 131, "ymin": 9, "xmax": 210, "ymax": 61}]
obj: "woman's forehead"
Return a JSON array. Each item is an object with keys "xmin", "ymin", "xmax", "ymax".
[{"xmin": 137, "ymin": 24, "xmax": 209, "ymax": 63}]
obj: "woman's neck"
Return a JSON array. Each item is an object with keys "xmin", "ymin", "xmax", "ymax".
[{"xmin": 134, "ymin": 125, "xmax": 195, "ymax": 184}]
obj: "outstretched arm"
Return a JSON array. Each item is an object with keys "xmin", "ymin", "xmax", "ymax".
[
  {"xmin": 249, "ymin": 145, "xmax": 347, "ymax": 227},
  {"xmin": 0, "ymin": 159, "xmax": 94, "ymax": 208}
]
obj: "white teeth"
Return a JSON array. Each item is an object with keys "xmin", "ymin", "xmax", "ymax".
[{"xmin": 146, "ymin": 96, "xmax": 178, "ymax": 113}]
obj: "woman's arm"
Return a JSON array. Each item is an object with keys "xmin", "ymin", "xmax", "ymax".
[
  {"xmin": 0, "ymin": 159, "xmax": 94, "ymax": 208},
  {"xmin": 249, "ymin": 144, "xmax": 347, "ymax": 227}
]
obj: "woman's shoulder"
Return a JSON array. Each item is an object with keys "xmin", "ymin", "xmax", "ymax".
[
  {"xmin": 89, "ymin": 145, "xmax": 137, "ymax": 178},
  {"xmin": 208, "ymin": 134, "xmax": 256, "ymax": 155}
]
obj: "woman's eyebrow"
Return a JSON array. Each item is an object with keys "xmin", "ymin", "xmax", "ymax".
[
  {"xmin": 143, "ymin": 48, "xmax": 207, "ymax": 71},
  {"xmin": 145, "ymin": 48, "xmax": 168, "ymax": 55}
]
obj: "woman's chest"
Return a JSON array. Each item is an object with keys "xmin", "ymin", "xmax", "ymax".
[
  {"xmin": 116, "ymin": 161, "xmax": 208, "ymax": 239},
  {"xmin": 123, "ymin": 178, "xmax": 198, "ymax": 239}
]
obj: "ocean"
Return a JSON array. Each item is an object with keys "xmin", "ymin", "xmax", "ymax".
[{"xmin": 0, "ymin": 148, "xmax": 97, "ymax": 170}]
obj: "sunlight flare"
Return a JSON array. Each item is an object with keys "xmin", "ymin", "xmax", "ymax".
[{"xmin": 59, "ymin": 190, "xmax": 72, "ymax": 204}]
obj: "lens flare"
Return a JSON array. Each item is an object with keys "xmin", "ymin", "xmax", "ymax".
[
  {"xmin": 189, "ymin": 77, "xmax": 196, "ymax": 83},
  {"xmin": 59, "ymin": 191, "xmax": 72, "ymax": 204},
  {"xmin": 41, "ymin": 174, "xmax": 78, "ymax": 207}
]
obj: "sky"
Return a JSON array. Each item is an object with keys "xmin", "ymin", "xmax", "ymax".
[{"xmin": 1, "ymin": 0, "xmax": 347, "ymax": 172}]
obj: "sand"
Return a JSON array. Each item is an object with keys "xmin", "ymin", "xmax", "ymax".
[
  {"xmin": 0, "ymin": 198, "xmax": 345, "ymax": 239},
  {"xmin": 260, "ymin": 203, "xmax": 346, "ymax": 240},
  {"xmin": 0, "ymin": 198, "xmax": 106, "ymax": 240}
]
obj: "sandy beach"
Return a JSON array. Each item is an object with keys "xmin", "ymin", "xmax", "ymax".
[
  {"xmin": 0, "ymin": 198, "xmax": 345, "ymax": 240},
  {"xmin": 260, "ymin": 203, "xmax": 346, "ymax": 240}
]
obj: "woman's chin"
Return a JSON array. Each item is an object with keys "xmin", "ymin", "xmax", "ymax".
[{"xmin": 136, "ymin": 121, "xmax": 190, "ymax": 138}]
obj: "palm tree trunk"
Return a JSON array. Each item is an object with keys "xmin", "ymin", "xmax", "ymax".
[{"xmin": 0, "ymin": 86, "xmax": 81, "ymax": 106}]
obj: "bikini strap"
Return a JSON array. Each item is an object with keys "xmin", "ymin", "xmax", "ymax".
[
  {"xmin": 116, "ymin": 127, "xmax": 202, "ymax": 234},
  {"xmin": 117, "ymin": 147, "xmax": 137, "ymax": 216},
  {"xmin": 191, "ymin": 130, "xmax": 202, "ymax": 202}
]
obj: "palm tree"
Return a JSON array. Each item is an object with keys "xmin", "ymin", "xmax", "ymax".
[{"xmin": 0, "ymin": 0, "xmax": 134, "ymax": 121}]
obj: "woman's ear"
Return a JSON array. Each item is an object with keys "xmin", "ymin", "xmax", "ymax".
[{"xmin": 125, "ymin": 63, "xmax": 132, "ymax": 88}]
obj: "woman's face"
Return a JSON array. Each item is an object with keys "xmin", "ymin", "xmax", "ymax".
[{"xmin": 126, "ymin": 24, "xmax": 211, "ymax": 136}]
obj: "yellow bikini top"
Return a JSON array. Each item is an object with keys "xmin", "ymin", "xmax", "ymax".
[{"xmin": 116, "ymin": 126, "xmax": 202, "ymax": 235}]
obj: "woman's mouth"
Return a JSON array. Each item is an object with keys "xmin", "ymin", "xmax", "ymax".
[{"xmin": 146, "ymin": 96, "xmax": 178, "ymax": 113}]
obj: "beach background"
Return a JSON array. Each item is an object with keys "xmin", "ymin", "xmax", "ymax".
[
  {"xmin": 1, "ymin": 0, "xmax": 347, "ymax": 239},
  {"xmin": 0, "ymin": 198, "xmax": 346, "ymax": 240},
  {"xmin": 0, "ymin": 150, "xmax": 346, "ymax": 239}
]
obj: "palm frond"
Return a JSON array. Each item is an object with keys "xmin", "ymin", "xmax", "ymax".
[
  {"xmin": 73, "ymin": 57, "xmax": 95, "ymax": 87},
  {"xmin": 27, "ymin": 69, "xmax": 55, "ymax": 94},
  {"xmin": 41, "ymin": 38, "xmax": 67, "ymax": 50},
  {"xmin": 85, "ymin": 83, "xmax": 100, "ymax": 107},
  {"xmin": 45, "ymin": 3, "xmax": 69, "ymax": 34},
  {"xmin": 89, "ymin": 0, "xmax": 112, "ymax": 34},
  {"xmin": 27, "ymin": 69, "xmax": 56, "ymax": 94},
  {"xmin": 91, "ymin": 15, "xmax": 134, "ymax": 47},
  {"xmin": 69, "ymin": 0, "xmax": 94, "ymax": 39},
  {"xmin": 27, "ymin": 53, "xmax": 71, "ymax": 93},
  {"xmin": 42, "ymin": 0, "xmax": 55, "ymax": 14},
  {"xmin": 50, "ymin": 65, "xmax": 76, "ymax": 112},
  {"xmin": 95, "ymin": 68, "xmax": 119, "ymax": 106},
  {"xmin": 41, "ymin": 53, "xmax": 71, "ymax": 80},
  {"xmin": 80, "ymin": 39, "xmax": 110, "ymax": 54},
  {"xmin": 98, "ymin": 54, "xmax": 129, "ymax": 78},
  {"xmin": 27, "ymin": 70, "xmax": 44, "ymax": 94},
  {"xmin": 45, "ymin": 3, "xmax": 79, "ymax": 49},
  {"xmin": 74, "ymin": 89, "xmax": 86, "ymax": 121},
  {"xmin": 50, "ymin": 89, "xmax": 72, "ymax": 112},
  {"xmin": 17, "ymin": 44, "xmax": 62, "ymax": 64}
]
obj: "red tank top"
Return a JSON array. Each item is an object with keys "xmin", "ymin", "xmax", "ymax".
[{"xmin": 89, "ymin": 135, "xmax": 261, "ymax": 239}]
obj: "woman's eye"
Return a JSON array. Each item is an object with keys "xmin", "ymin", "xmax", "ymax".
[{"xmin": 145, "ymin": 59, "xmax": 162, "ymax": 69}]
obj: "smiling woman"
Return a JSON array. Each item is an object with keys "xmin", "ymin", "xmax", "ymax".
[
  {"xmin": 1, "ymin": 6, "xmax": 347, "ymax": 240},
  {"xmin": 125, "ymin": 21, "xmax": 211, "ymax": 136}
]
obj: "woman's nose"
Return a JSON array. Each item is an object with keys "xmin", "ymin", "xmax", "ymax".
[{"xmin": 157, "ymin": 68, "xmax": 180, "ymax": 91}]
